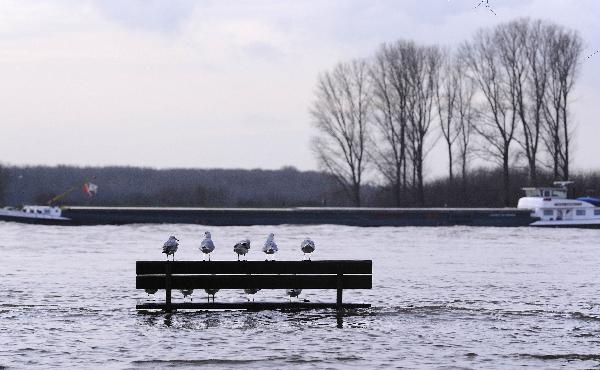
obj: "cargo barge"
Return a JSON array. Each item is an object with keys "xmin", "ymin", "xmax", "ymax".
[{"xmin": 52, "ymin": 206, "xmax": 535, "ymax": 227}]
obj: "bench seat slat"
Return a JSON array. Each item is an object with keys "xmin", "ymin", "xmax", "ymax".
[
  {"xmin": 137, "ymin": 302, "xmax": 371, "ymax": 310},
  {"xmin": 136, "ymin": 274, "xmax": 372, "ymax": 290},
  {"xmin": 137, "ymin": 260, "xmax": 372, "ymax": 275}
]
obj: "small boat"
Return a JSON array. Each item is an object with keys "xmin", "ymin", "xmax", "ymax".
[
  {"xmin": 517, "ymin": 181, "xmax": 600, "ymax": 228},
  {"xmin": 0, "ymin": 205, "xmax": 72, "ymax": 225},
  {"xmin": 0, "ymin": 179, "xmax": 96, "ymax": 225}
]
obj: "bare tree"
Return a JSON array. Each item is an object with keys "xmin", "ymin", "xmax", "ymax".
[
  {"xmin": 369, "ymin": 42, "xmax": 412, "ymax": 206},
  {"xmin": 405, "ymin": 45, "xmax": 442, "ymax": 206},
  {"xmin": 495, "ymin": 19, "xmax": 537, "ymax": 185},
  {"xmin": 543, "ymin": 26, "xmax": 583, "ymax": 180},
  {"xmin": 519, "ymin": 20, "xmax": 555, "ymax": 186},
  {"xmin": 311, "ymin": 60, "xmax": 371, "ymax": 206},
  {"xmin": 387, "ymin": 42, "xmax": 414, "ymax": 199},
  {"xmin": 462, "ymin": 28, "xmax": 518, "ymax": 206},
  {"xmin": 435, "ymin": 50, "xmax": 459, "ymax": 183},
  {"xmin": 454, "ymin": 55, "xmax": 476, "ymax": 190},
  {"xmin": 366, "ymin": 41, "xmax": 441, "ymax": 206}
]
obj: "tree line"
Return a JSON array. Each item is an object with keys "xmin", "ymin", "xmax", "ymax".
[
  {"xmin": 3, "ymin": 164, "xmax": 600, "ymax": 209},
  {"xmin": 311, "ymin": 18, "xmax": 584, "ymax": 206},
  {"xmin": 1, "ymin": 164, "xmax": 600, "ymax": 208},
  {"xmin": 0, "ymin": 165, "xmax": 348, "ymax": 207}
]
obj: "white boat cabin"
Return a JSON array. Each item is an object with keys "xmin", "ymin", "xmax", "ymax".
[
  {"xmin": 517, "ymin": 183, "xmax": 600, "ymax": 222},
  {"xmin": 21, "ymin": 205, "xmax": 63, "ymax": 217},
  {"xmin": 0, "ymin": 205, "xmax": 64, "ymax": 219}
]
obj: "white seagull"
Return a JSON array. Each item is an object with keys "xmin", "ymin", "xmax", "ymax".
[
  {"xmin": 262, "ymin": 233, "xmax": 278, "ymax": 261},
  {"xmin": 233, "ymin": 239, "xmax": 251, "ymax": 261},
  {"xmin": 200, "ymin": 231, "xmax": 215, "ymax": 261},
  {"xmin": 162, "ymin": 236, "xmax": 179, "ymax": 261},
  {"xmin": 286, "ymin": 288, "xmax": 302, "ymax": 301},
  {"xmin": 300, "ymin": 239, "xmax": 316, "ymax": 260}
]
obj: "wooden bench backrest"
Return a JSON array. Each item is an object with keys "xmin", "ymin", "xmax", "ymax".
[{"xmin": 136, "ymin": 260, "xmax": 372, "ymax": 290}]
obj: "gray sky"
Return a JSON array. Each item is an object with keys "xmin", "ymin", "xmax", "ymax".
[{"xmin": 0, "ymin": 0, "xmax": 598, "ymax": 179}]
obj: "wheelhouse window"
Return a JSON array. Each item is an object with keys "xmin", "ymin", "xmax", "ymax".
[
  {"xmin": 594, "ymin": 209, "xmax": 600, "ymax": 216},
  {"xmin": 576, "ymin": 210, "xmax": 586, "ymax": 216},
  {"xmin": 524, "ymin": 188, "xmax": 539, "ymax": 197},
  {"xmin": 552, "ymin": 189, "xmax": 567, "ymax": 198}
]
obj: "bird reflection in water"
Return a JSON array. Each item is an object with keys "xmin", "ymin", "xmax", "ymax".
[
  {"xmin": 179, "ymin": 289, "xmax": 194, "ymax": 302},
  {"xmin": 144, "ymin": 288, "xmax": 158, "ymax": 302},
  {"xmin": 163, "ymin": 313, "xmax": 173, "ymax": 327},
  {"xmin": 204, "ymin": 288, "xmax": 219, "ymax": 302}
]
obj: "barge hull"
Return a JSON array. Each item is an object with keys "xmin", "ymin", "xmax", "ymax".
[
  {"xmin": 0, "ymin": 215, "xmax": 73, "ymax": 226},
  {"xmin": 59, "ymin": 207, "xmax": 535, "ymax": 227}
]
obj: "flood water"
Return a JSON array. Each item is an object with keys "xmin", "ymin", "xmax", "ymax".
[{"xmin": 1, "ymin": 222, "xmax": 600, "ymax": 369}]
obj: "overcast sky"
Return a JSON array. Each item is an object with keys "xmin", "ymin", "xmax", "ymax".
[{"xmin": 0, "ymin": 0, "xmax": 598, "ymax": 179}]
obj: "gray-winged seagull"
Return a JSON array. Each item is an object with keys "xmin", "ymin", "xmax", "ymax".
[
  {"xmin": 200, "ymin": 231, "xmax": 215, "ymax": 261},
  {"xmin": 162, "ymin": 236, "xmax": 179, "ymax": 261},
  {"xmin": 300, "ymin": 239, "xmax": 316, "ymax": 260},
  {"xmin": 262, "ymin": 233, "xmax": 278, "ymax": 261},
  {"xmin": 233, "ymin": 239, "xmax": 251, "ymax": 261}
]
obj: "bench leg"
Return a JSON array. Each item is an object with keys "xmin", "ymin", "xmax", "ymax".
[
  {"xmin": 165, "ymin": 261, "xmax": 172, "ymax": 313},
  {"xmin": 337, "ymin": 273, "xmax": 343, "ymax": 328},
  {"xmin": 336, "ymin": 273, "xmax": 343, "ymax": 311}
]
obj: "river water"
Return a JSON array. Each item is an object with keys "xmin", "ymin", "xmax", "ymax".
[{"xmin": 1, "ymin": 223, "xmax": 599, "ymax": 369}]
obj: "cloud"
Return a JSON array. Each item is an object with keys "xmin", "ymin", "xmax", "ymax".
[{"xmin": 92, "ymin": 0, "xmax": 196, "ymax": 33}]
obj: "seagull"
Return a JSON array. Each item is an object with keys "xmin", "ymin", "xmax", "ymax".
[
  {"xmin": 179, "ymin": 289, "xmax": 194, "ymax": 302},
  {"xmin": 233, "ymin": 239, "xmax": 251, "ymax": 261},
  {"xmin": 200, "ymin": 231, "xmax": 215, "ymax": 261},
  {"xmin": 262, "ymin": 233, "xmax": 278, "ymax": 261},
  {"xmin": 244, "ymin": 288, "xmax": 261, "ymax": 301},
  {"xmin": 300, "ymin": 239, "xmax": 316, "ymax": 260},
  {"xmin": 204, "ymin": 288, "xmax": 219, "ymax": 302},
  {"xmin": 286, "ymin": 288, "xmax": 302, "ymax": 301},
  {"xmin": 162, "ymin": 236, "xmax": 179, "ymax": 261}
]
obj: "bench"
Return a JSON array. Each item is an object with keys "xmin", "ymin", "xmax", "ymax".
[{"xmin": 136, "ymin": 260, "xmax": 372, "ymax": 312}]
